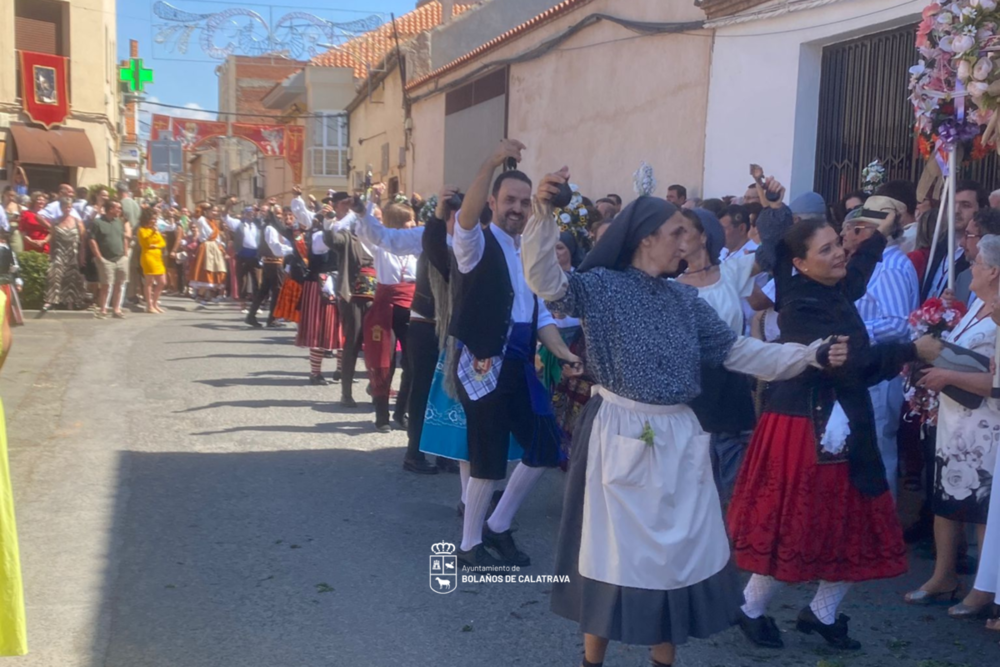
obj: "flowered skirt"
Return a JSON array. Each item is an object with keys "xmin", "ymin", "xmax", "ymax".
[
  {"xmin": 727, "ymin": 413, "xmax": 907, "ymax": 583},
  {"xmin": 272, "ymin": 278, "xmax": 302, "ymax": 324},
  {"xmin": 189, "ymin": 241, "xmax": 227, "ymax": 289}
]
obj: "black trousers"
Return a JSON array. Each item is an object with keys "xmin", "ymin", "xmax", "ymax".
[
  {"xmin": 247, "ymin": 262, "xmax": 285, "ymax": 324},
  {"xmin": 235, "ymin": 256, "xmax": 260, "ymax": 301},
  {"xmin": 405, "ymin": 319, "xmax": 439, "ymax": 459},
  {"xmin": 390, "ymin": 304, "xmax": 412, "ymax": 419},
  {"xmin": 338, "ymin": 297, "xmax": 372, "ymax": 393}
]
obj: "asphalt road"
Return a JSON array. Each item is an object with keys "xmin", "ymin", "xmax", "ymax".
[{"xmin": 3, "ymin": 298, "xmax": 998, "ymax": 667}]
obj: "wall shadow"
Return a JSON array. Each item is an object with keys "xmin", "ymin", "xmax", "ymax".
[{"xmin": 90, "ymin": 448, "xmax": 570, "ymax": 667}]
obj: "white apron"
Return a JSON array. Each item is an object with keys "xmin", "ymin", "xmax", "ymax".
[{"xmin": 578, "ymin": 386, "xmax": 730, "ymax": 591}]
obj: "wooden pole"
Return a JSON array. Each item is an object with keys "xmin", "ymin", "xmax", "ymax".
[
  {"xmin": 925, "ymin": 176, "xmax": 950, "ymax": 288},
  {"xmin": 948, "ymin": 148, "xmax": 957, "ymax": 291}
]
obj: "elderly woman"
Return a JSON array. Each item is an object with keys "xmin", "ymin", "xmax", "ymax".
[
  {"xmin": 522, "ymin": 166, "xmax": 851, "ymax": 667},
  {"xmin": 905, "ymin": 234, "xmax": 1000, "ymax": 621},
  {"xmin": 19, "ymin": 192, "xmax": 51, "ymax": 254}
]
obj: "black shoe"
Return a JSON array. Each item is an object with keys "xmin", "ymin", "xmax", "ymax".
[
  {"xmin": 737, "ymin": 610, "xmax": 784, "ymax": 649},
  {"xmin": 437, "ymin": 457, "xmax": 460, "ymax": 474},
  {"xmin": 340, "ymin": 394, "xmax": 358, "ymax": 408},
  {"xmin": 332, "ymin": 369, "xmax": 342, "ymax": 382},
  {"xmin": 324, "ymin": 350, "xmax": 335, "ymax": 359},
  {"xmin": 266, "ymin": 321, "xmax": 285, "ymax": 328},
  {"xmin": 393, "ymin": 413, "xmax": 409, "ymax": 430},
  {"xmin": 403, "ymin": 457, "xmax": 439, "ymax": 475},
  {"xmin": 35, "ymin": 304, "xmax": 51, "ymax": 319},
  {"xmin": 375, "ymin": 421, "xmax": 391, "ymax": 434},
  {"xmin": 245, "ymin": 317, "xmax": 263, "ymax": 328},
  {"xmin": 456, "ymin": 543, "xmax": 503, "ymax": 569},
  {"xmin": 795, "ymin": 607, "xmax": 861, "ymax": 650},
  {"xmin": 483, "ymin": 524, "xmax": 530, "ymax": 566},
  {"xmin": 309, "ymin": 374, "xmax": 329, "ymax": 386}
]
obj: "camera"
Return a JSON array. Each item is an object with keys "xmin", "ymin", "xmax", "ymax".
[
  {"xmin": 504, "ymin": 156, "xmax": 571, "ymax": 208},
  {"xmin": 446, "ymin": 192, "xmax": 464, "ymax": 211}
]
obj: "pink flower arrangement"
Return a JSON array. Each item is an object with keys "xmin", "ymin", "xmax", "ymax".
[{"xmin": 904, "ymin": 295, "xmax": 969, "ymax": 426}]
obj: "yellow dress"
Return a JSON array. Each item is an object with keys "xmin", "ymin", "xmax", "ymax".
[
  {"xmin": 138, "ymin": 227, "xmax": 166, "ymax": 276},
  {"xmin": 0, "ymin": 291, "xmax": 26, "ymax": 655}
]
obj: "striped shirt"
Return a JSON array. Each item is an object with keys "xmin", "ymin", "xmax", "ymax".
[{"xmin": 854, "ymin": 244, "xmax": 919, "ymax": 344}]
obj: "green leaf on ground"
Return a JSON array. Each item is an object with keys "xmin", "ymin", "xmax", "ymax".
[
  {"xmin": 461, "ymin": 624, "xmax": 473, "ymax": 632},
  {"xmin": 315, "ymin": 583, "xmax": 334, "ymax": 593}
]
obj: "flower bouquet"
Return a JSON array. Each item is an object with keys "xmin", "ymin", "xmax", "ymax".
[
  {"xmin": 910, "ymin": 1, "xmax": 1000, "ymax": 164},
  {"xmin": 903, "ymin": 295, "xmax": 969, "ymax": 425},
  {"xmin": 554, "ymin": 184, "xmax": 593, "ymax": 254},
  {"xmin": 862, "ymin": 159, "xmax": 886, "ymax": 194}
]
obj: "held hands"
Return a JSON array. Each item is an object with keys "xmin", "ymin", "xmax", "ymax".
[
  {"xmin": 917, "ymin": 367, "xmax": 952, "ymax": 392},
  {"xmin": 536, "ymin": 167, "xmax": 571, "ymax": 207},
  {"xmin": 490, "ymin": 139, "xmax": 526, "ymax": 169},
  {"xmin": 559, "ymin": 352, "xmax": 584, "ymax": 378},
  {"xmin": 824, "ymin": 336, "xmax": 850, "ymax": 368},
  {"xmin": 915, "ymin": 334, "xmax": 944, "ymax": 363}
]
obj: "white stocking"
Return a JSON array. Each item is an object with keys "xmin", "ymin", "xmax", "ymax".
[
  {"xmin": 741, "ymin": 574, "xmax": 785, "ymax": 619},
  {"xmin": 460, "ymin": 477, "xmax": 496, "ymax": 551},
  {"xmin": 487, "ymin": 463, "xmax": 545, "ymax": 534},
  {"xmin": 810, "ymin": 581, "xmax": 851, "ymax": 625},
  {"xmin": 459, "ymin": 461, "xmax": 471, "ymax": 505}
]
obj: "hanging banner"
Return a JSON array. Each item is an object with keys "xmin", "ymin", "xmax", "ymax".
[
  {"xmin": 285, "ymin": 125, "xmax": 305, "ymax": 185},
  {"xmin": 18, "ymin": 50, "xmax": 70, "ymax": 129},
  {"xmin": 172, "ymin": 119, "xmax": 228, "ymax": 150},
  {"xmin": 151, "ymin": 114, "xmax": 172, "ymax": 140},
  {"xmin": 232, "ymin": 123, "xmax": 286, "ymax": 156}
]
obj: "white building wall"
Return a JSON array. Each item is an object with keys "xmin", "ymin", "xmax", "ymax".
[{"xmin": 703, "ymin": 0, "xmax": 924, "ymax": 200}]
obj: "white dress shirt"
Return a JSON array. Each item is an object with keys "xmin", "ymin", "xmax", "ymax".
[
  {"xmin": 453, "ymin": 222, "xmax": 554, "ymax": 328},
  {"xmin": 355, "ymin": 203, "xmax": 420, "ymax": 284},
  {"xmin": 40, "ymin": 200, "xmax": 82, "ymax": 223},
  {"xmin": 264, "ymin": 226, "xmax": 292, "ymax": 257},
  {"xmin": 0, "ymin": 207, "xmax": 7, "ymax": 233},
  {"xmin": 228, "ymin": 218, "xmax": 259, "ymax": 251}
]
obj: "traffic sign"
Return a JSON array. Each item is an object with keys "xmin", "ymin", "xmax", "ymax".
[{"xmin": 149, "ymin": 140, "xmax": 182, "ymax": 173}]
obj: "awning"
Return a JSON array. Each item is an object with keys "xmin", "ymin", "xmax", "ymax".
[{"xmin": 9, "ymin": 122, "xmax": 97, "ymax": 169}]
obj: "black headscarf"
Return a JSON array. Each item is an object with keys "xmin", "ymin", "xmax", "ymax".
[
  {"xmin": 558, "ymin": 231, "xmax": 585, "ymax": 269},
  {"xmin": 579, "ymin": 196, "xmax": 678, "ymax": 273},
  {"xmin": 691, "ymin": 208, "xmax": 725, "ymax": 265}
]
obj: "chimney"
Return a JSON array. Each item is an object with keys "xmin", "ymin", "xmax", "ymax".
[{"xmin": 442, "ymin": 0, "xmax": 454, "ymax": 24}]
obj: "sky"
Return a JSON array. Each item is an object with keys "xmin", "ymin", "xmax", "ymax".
[{"xmin": 116, "ymin": 0, "xmax": 418, "ymax": 133}]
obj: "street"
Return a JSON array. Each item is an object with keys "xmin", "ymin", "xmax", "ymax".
[{"xmin": 4, "ymin": 299, "xmax": 997, "ymax": 667}]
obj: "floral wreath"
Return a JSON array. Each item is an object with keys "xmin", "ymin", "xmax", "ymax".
[
  {"xmin": 862, "ymin": 159, "xmax": 886, "ymax": 194},
  {"xmin": 418, "ymin": 195, "xmax": 438, "ymax": 225},
  {"xmin": 910, "ymin": 1, "xmax": 1000, "ymax": 165},
  {"xmin": 554, "ymin": 184, "xmax": 592, "ymax": 253}
]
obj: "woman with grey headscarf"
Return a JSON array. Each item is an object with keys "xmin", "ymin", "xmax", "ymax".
[
  {"xmin": 521, "ymin": 166, "xmax": 850, "ymax": 667},
  {"xmin": 676, "ymin": 208, "xmax": 762, "ymax": 504}
]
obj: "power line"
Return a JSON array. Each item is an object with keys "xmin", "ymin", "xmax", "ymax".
[{"xmin": 140, "ymin": 99, "xmax": 346, "ymax": 119}]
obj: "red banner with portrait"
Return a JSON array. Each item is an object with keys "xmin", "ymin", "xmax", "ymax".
[
  {"xmin": 18, "ymin": 50, "xmax": 70, "ymax": 129},
  {"xmin": 151, "ymin": 114, "xmax": 171, "ymax": 140}
]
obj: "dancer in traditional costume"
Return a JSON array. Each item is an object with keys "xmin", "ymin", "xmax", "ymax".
[
  {"xmin": 245, "ymin": 206, "xmax": 292, "ymax": 328},
  {"xmin": 727, "ymin": 184, "xmax": 942, "ymax": 651},
  {"xmin": 271, "ymin": 205, "xmax": 310, "ymax": 325},
  {"xmin": 448, "ymin": 141, "xmax": 581, "ymax": 570},
  {"xmin": 356, "ymin": 195, "xmax": 419, "ymax": 432},
  {"xmin": 522, "ymin": 166, "xmax": 850, "ymax": 667},
  {"xmin": 295, "ymin": 215, "xmax": 341, "ymax": 385},
  {"xmin": 189, "ymin": 204, "xmax": 228, "ymax": 303}
]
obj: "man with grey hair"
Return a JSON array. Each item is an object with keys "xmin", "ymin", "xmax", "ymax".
[
  {"xmin": 841, "ymin": 197, "xmax": 919, "ymax": 499},
  {"xmin": 40, "ymin": 183, "xmax": 81, "ymax": 225},
  {"xmin": 955, "ymin": 207, "xmax": 1000, "ymax": 305},
  {"xmin": 989, "ymin": 188, "xmax": 1000, "ymax": 209}
]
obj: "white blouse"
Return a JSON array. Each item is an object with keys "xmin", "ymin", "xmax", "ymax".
[{"xmin": 688, "ymin": 253, "xmax": 757, "ymax": 335}]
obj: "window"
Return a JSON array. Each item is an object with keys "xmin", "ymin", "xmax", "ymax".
[
  {"xmin": 381, "ymin": 142, "xmax": 390, "ymax": 175},
  {"xmin": 310, "ymin": 112, "xmax": 348, "ymax": 178}
]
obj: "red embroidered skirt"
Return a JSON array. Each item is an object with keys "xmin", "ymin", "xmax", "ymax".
[
  {"xmin": 295, "ymin": 280, "xmax": 340, "ymax": 350},
  {"xmin": 727, "ymin": 413, "xmax": 907, "ymax": 583}
]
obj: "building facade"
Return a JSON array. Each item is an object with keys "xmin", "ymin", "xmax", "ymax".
[{"xmin": 0, "ymin": 0, "xmax": 121, "ymax": 192}]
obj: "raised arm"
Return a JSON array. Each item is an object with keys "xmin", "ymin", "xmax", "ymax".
[
  {"xmin": 458, "ymin": 139, "xmax": 525, "ymax": 231},
  {"xmin": 355, "ymin": 200, "xmax": 423, "ymax": 256}
]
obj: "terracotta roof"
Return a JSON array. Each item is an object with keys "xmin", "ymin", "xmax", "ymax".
[
  {"xmin": 694, "ymin": 0, "xmax": 770, "ymax": 20},
  {"xmin": 311, "ymin": 1, "xmax": 476, "ymax": 78},
  {"xmin": 406, "ymin": 0, "xmax": 595, "ymax": 92}
]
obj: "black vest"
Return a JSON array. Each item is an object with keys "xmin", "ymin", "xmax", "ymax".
[{"xmin": 449, "ymin": 227, "xmax": 522, "ymax": 359}]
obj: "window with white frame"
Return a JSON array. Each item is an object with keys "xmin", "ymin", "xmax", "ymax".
[{"xmin": 310, "ymin": 112, "xmax": 348, "ymax": 178}]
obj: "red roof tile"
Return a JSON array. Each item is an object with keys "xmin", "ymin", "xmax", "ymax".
[
  {"xmin": 406, "ymin": 0, "xmax": 594, "ymax": 91},
  {"xmin": 311, "ymin": 1, "xmax": 476, "ymax": 78}
]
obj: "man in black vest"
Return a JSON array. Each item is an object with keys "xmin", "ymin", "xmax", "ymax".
[
  {"xmin": 245, "ymin": 206, "xmax": 293, "ymax": 328},
  {"xmin": 451, "ymin": 139, "xmax": 581, "ymax": 568}
]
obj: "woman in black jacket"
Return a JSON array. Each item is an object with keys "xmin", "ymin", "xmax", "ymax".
[{"xmin": 728, "ymin": 193, "xmax": 941, "ymax": 651}]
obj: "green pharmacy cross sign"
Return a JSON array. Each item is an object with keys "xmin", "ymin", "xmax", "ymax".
[{"xmin": 119, "ymin": 58, "xmax": 153, "ymax": 93}]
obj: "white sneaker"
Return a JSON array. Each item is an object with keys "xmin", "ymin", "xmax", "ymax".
[{"xmin": 241, "ymin": 308, "xmax": 249, "ymax": 315}]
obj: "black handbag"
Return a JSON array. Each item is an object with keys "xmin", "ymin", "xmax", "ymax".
[{"xmin": 931, "ymin": 341, "xmax": 991, "ymax": 410}]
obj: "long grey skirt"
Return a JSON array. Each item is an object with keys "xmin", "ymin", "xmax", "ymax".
[{"xmin": 550, "ymin": 395, "xmax": 744, "ymax": 645}]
